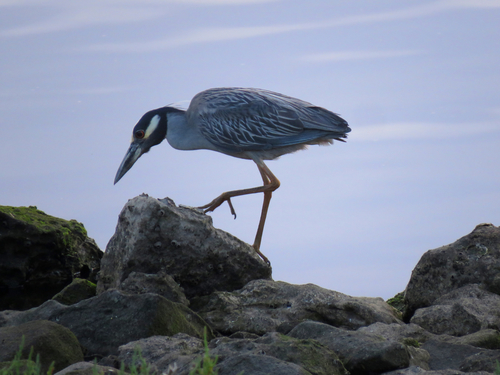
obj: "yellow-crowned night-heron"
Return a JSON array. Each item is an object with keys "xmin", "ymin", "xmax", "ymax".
[{"xmin": 114, "ymin": 87, "xmax": 351, "ymax": 264}]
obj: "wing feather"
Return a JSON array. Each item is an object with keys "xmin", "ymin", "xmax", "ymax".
[{"xmin": 186, "ymin": 88, "xmax": 350, "ymax": 153}]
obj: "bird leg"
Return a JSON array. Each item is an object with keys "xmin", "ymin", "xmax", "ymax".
[{"xmin": 197, "ymin": 159, "xmax": 280, "ymax": 264}]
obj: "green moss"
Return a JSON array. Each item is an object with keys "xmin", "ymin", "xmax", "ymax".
[
  {"xmin": 52, "ymin": 278, "xmax": 97, "ymax": 305},
  {"xmin": 150, "ymin": 299, "xmax": 215, "ymax": 341},
  {"xmin": 387, "ymin": 292, "xmax": 406, "ymax": 315},
  {"xmin": 402, "ymin": 338, "xmax": 420, "ymax": 348},
  {"xmin": 0, "ymin": 205, "xmax": 88, "ymax": 254}
]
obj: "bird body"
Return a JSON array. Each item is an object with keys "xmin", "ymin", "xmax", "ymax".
[{"xmin": 115, "ymin": 87, "xmax": 351, "ymax": 264}]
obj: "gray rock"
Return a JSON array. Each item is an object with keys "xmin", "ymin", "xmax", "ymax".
[
  {"xmin": 441, "ymin": 329, "xmax": 500, "ymax": 349},
  {"xmin": 54, "ymin": 362, "xmax": 120, "ymax": 375},
  {"xmin": 0, "ymin": 205, "xmax": 102, "ymax": 310},
  {"xmin": 357, "ymin": 323, "xmax": 432, "ymax": 369},
  {"xmin": 358, "ymin": 321, "xmax": 500, "ymax": 351},
  {"xmin": 215, "ymin": 354, "xmax": 312, "ymax": 375},
  {"xmin": 358, "ymin": 322, "xmax": 433, "ymax": 344},
  {"xmin": 0, "ymin": 289, "xmax": 213, "ymax": 356},
  {"xmin": 288, "ymin": 320, "xmax": 410, "ymax": 375},
  {"xmin": 0, "ymin": 320, "xmax": 84, "ymax": 373},
  {"xmin": 404, "ymin": 223, "xmax": 500, "ymax": 320},
  {"xmin": 192, "ymin": 279, "xmax": 401, "ymax": 335},
  {"xmin": 118, "ymin": 331, "xmax": 348, "ymax": 375},
  {"xmin": 421, "ymin": 339, "xmax": 484, "ymax": 370},
  {"xmin": 211, "ymin": 332, "xmax": 348, "ymax": 375},
  {"xmin": 118, "ymin": 271, "xmax": 189, "ymax": 306},
  {"xmin": 410, "ymin": 284, "xmax": 500, "ymax": 336},
  {"xmin": 459, "ymin": 349, "xmax": 500, "ymax": 373},
  {"xmin": 383, "ymin": 366, "xmax": 491, "ymax": 375},
  {"xmin": 97, "ymin": 195, "xmax": 271, "ymax": 299},
  {"xmin": 118, "ymin": 334, "xmax": 204, "ymax": 375}
]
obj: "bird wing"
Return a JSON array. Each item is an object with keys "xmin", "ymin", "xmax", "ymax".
[{"xmin": 188, "ymin": 88, "xmax": 349, "ymax": 153}]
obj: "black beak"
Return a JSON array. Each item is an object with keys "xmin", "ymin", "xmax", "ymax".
[{"xmin": 114, "ymin": 143, "xmax": 142, "ymax": 184}]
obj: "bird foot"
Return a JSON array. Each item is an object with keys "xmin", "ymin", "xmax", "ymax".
[
  {"xmin": 198, "ymin": 196, "xmax": 237, "ymax": 219},
  {"xmin": 252, "ymin": 245, "xmax": 271, "ymax": 265}
]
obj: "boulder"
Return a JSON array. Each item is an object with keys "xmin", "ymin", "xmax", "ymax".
[
  {"xmin": 410, "ymin": 284, "xmax": 500, "ymax": 336},
  {"xmin": 118, "ymin": 271, "xmax": 189, "ymax": 306},
  {"xmin": 118, "ymin": 332, "xmax": 347, "ymax": 375},
  {"xmin": 215, "ymin": 354, "xmax": 312, "ymax": 375},
  {"xmin": 0, "ymin": 205, "xmax": 103, "ymax": 311},
  {"xmin": 53, "ymin": 362, "xmax": 121, "ymax": 375},
  {"xmin": 97, "ymin": 195, "xmax": 271, "ymax": 299},
  {"xmin": 117, "ymin": 333, "xmax": 203, "ymax": 375},
  {"xmin": 288, "ymin": 320, "xmax": 410, "ymax": 374},
  {"xmin": 0, "ymin": 320, "xmax": 84, "ymax": 373},
  {"xmin": 440, "ymin": 329, "xmax": 500, "ymax": 349},
  {"xmin": 211, "ymin": 332, "xmax": 348, "ymax": 375},
  {"xmin": 420, "ymin": 339, "xmax": 484, "ymax": 371},
  {"xmin": 458, "ymin": 350, "xmax": 500, "ymax": 373},
  {"xmin": 0, "ymin": 289, "xmax": 213, "ymax": 356},
  {"xmin": 191, "ymin": 279, "xmax": 401, "ymax": 335},
  {"xmin": 383, "ymin": 366, "xmax": 490, "ymax": 375},
  {"xmin": 404, "ymin": 223, "xmax": 500, "ymax": 320},
  {"xmin": 358, "ymin": 322, "xmax": 433, "ymax": 345},
  {"xmin": 51, "ymin": 278, "xmax": 96, "ymax": 305}
]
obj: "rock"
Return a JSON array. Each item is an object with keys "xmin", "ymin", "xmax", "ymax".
[
  {"xmin": 52, "ymin": 278, "xmax": 97, "ymax": 305},
  {"xmin": 215, "ymin": 354, "xmax": 312, "ymax": 375},
  {"xmin": 358, "ymin": 322, "xmax": 433, "ymax": 345},
  {"xmin": 211, "ymin": 332, "xmax": 348, "ymax": 375},
  {"xmin": 97, "ymin": 195, "xmax": 271, "ymax": 299},
  {"xmin": 0, "ymin": 289, "xmax": 213, "ymax": 356},
  {"xmin": 0, "ymin": 320, "xmax": 84, "ymax": 373},
  {"xmin": 0, "ymin": 205, "xmax": 103, "ymax": 311},
  {"xmin": 288, "ymin": 320, "xmax": 410, "ymax": 374},
  {"xmin": 441, "ymin": 329, "xmax": 500, "ymax": 349},
  {"xmin": 459, "ymin": 350, "xmax": 500, "ymax": 373},
  {"xmin": 118, "ymin": 333, "xmax": 203, "ymax": 375},
  {"xmin": 404, "ymin": 223, "xmax": 500, "ymax": 320},
  {"xmin": 357, "ymin": 323, "xmax": 432, "ymax": 369},
  {"xmin": 118, "ymin": 271, "xmax": 189, "ymax": 306},
  {"xmin": 191, "ymin": 279, "xmax": 401, "ymax": 335},
  {"xmin": 410, "ymin": 284, "xmax": 500, "ymax": 336},
  {"xmin": 420, "ymin": 339, "xmax": 484, "ymax": 370},
  {"xmin": 383, "ymin": 366, "xmax": 491, "ymax": 375},
  {"xmin": 53, "ymin": 362, "xmax": 120, "ymax": 375},
  {"xmin": 118, "ymin": 331, "xmax": 348, "ymax": 375}
]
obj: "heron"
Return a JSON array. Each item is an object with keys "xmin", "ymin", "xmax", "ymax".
[{"xmin": 114, "ymin": 87, "xmax": 350, "ymax": 264}]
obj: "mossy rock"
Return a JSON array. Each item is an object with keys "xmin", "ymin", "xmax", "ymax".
[
  {"xmin": 387, "ymin": 292, "xmax": 406, "ymax": 317},
  {"xmin": 0, "ymin": 205, "xmax": 102, "ymax": 310},
  {"xmin": 0, "ymin": 320, "xmax": 84, "ymax": 373},
  {"xmin": 52, "ymin": 278, "xmax": 97, "ymax": 305}
]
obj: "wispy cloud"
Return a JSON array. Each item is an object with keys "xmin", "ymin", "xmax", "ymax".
[
  {"xmin": 354, "ymin": 121, "xmax": 500, "ymax": 142},
  {"xmin": 300, "ymin": 50, "xmax": 423, "ymax": 63},
  {"xmin": 1, "ymin": 0, "xmax": 500, "ymax": 41}
]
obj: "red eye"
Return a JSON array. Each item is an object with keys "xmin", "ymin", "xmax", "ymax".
[{"xmin": 134, "ymin": 130, "xmax": 145, "ymax": 139}]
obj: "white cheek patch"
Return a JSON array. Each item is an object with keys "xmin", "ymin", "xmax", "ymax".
[{"xmin": 145, "ymin": 114, "xmax": 160, "ymax": 139}]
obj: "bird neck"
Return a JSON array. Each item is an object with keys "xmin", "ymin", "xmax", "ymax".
[{"xmin": 166, "ymin": 110, "xmax": 213, "ymax": 151}]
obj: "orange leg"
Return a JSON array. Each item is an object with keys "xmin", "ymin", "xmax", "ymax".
[{"xmin": 198, "ymin": 159, "xmax": 280, "ymax": 264}]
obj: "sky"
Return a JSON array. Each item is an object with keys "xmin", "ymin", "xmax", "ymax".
[{"xmin": 1, "ymin": 0, "xmax": 499, "ymax": 300}]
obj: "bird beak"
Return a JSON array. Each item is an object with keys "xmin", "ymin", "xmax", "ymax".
[{"xmin": 114, "ymin": 142, "xmax": 142, "ymax": 184}]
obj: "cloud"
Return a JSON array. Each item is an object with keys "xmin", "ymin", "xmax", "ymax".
[
  {"xmin": 300, "ymin": 50, "xmax": 423, "ymax": 63},
  {"xmin": 354, "ymin": 122, "xmax": 500, "ymax": 142},
  {"xmin": 2, "ymin": 0, "xmax": 499, "ymax": 41},
  {"xmin": 83, "ymin": 23, "xmax": 316, "ymax": 53}
]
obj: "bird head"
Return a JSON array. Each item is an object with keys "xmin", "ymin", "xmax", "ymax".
[{"xmin": 114, "ymin": 109, "xmax": 167, "ymax": 184}]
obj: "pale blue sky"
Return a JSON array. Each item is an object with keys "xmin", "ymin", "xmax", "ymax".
[{"xmin": 1, "ymin": 0, "xmax": 499, "ymax": 299}]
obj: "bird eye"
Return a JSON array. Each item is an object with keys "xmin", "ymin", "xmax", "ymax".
[{"xmin": 134, "ymin": 130, "xmax": 145, "ymax": 139}]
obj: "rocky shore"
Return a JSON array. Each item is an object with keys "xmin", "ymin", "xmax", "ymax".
[{"xmin": 1, "ymin": 196, "xmax": 500, "ymax": 375}]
